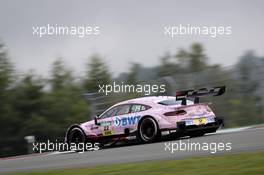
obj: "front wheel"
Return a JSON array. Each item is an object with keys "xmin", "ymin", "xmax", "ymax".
[
  {"xmin": 68, "ymin": 128, "xmax": 86, "ymax": 151},
  {"xmin": 138, "ymin": 117, "xmax": 160, "ymax": 143}
]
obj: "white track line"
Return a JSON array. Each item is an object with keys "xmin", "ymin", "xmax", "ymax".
[
  {"xmin": 47, "ymin": 151, "xmax": 75, "ymax": 156},
  {"xmin": 216, "ymin": 126, "xmax": 252, "ymax": 134}
]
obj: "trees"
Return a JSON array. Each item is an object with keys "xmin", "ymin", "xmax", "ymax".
[
  {"xmin": 11, "ymin": 72, "xmax": 46, "ymax": 139},
  {"xmin": 0, "ymin": 43, "xmax": 13, "ymax": 119},
  {"xmin": 0, "ymin": 43, "xmax": 25, "ymax": 157},
  {"xmin": 158, "ymin": 52, "xmax": 181, "ymax": 77},
  {"xmin": 0, "ymin": 43, "xmax": 12, "ymax": 94},
  {"xmin": 0, "ymin": 43, "xmax": 13, "ymax": 124},
  {"xmin": 50, "ymin": 58, "xmax": 74, "ymax": 91},
  {"xmin": 230, "ymin": 51, "xmax": 263, "ymax": 125},
  {"xmin": 176, "ymin": 43, "xmax": 207, "ymax": 72},
  {"xmin": 83, "ymin": 55, "xmax": 112, "ymax": 92},
  {"xmin": 41, "ymin": 58, "xmax": 89, "ymax": 140},
  {"xmin": 156, "ymin": 43, "xmax": 209, "ymax": 91},
  {"xmin": 157, "ymin": 43, "xmax": 209, "ymax": 90},
  {"xmin": 126, "ymin": 63, "xmax": 140, "ymax": 85}
]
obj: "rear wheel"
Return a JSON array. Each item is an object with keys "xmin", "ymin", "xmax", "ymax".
[{"xmin": 138, "ymin": 117, "xmax": 159, "ymax": 143}]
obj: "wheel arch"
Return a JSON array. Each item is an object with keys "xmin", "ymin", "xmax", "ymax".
[
  {"xmin": 137, "ymin": 115, "xmax": 161, "ymax": 142},
  {"xmin": 65, "ymin": 124, "xmax": 86, "ymax": 143},
  {"xmin": 137, "ymin": 115, "xmax": 160, "ymax": 131}
]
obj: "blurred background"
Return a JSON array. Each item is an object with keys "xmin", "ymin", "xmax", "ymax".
[{"xmin": 0, "ymin": 0, "xmax": 264, "ymax": 157}]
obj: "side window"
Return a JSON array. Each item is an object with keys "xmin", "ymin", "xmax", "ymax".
[
  {"xmin": 141, "ymin": 105, "xmax": 150, "ymax": 111},
  {"xmin": 131, "ymin": 104, "xmax": 150, "ymax": 113},
  {"xmin": 131, "ymin": 104, "xmax": 142, "ymax": 113},
  {"xmin": 116, "ymin": 105, "xmax": 131, "ymax": 116},
  {"xmin": 100, "ymin": 106, "xmax": 119, "ymax": 119},
  {"xmin": 100, "ymin": 104, "xmax": 150, "ymax": 118}
]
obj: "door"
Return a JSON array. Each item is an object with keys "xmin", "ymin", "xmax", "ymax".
[{"xmin": 93, "ymin": 106, "xmax": 120, "ymax": 137}]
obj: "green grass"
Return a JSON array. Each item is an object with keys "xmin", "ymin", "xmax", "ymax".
[{"xmin": 8, "ymin": 151, "xmax": 264, "ymax": 175}]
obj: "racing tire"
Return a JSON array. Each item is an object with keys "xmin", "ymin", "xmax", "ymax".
[
  {"xmin": 68, "ymin": 128, "xmax": 86, "ymax": 152},
  {"xmin": 216, "ymin": 117, "xmax": 225, "ymax": 128},
  {"xmin": 138, "ymin": 117, "xmax": 160, "ymax": 143}
]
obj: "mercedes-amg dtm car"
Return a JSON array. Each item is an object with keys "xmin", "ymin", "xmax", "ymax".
[{"xmin": 65, "ymin": 86, "xmax": 225, "ymax": 145}]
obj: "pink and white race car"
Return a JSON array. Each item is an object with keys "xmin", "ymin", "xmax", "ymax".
[{"xmin": 65, "ymin": 86, "xmax": 225, "ymax": 145}]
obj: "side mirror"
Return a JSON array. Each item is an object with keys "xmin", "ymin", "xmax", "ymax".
[{"xmin": 94, "ymin": 116, "xmax": 100, "ymax": 125}]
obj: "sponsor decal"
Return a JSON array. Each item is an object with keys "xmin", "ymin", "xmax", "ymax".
[
  {"xmin": 90, "ymin": 125, "xmax": 98, "ymax": 130},
  {"xmin": 100, "ymin": 121, "xmax": 111, "ymax": 127},
  {"xmin": 193, "ymin": 118, "xmax": 207, "ymax": 125},
  {"xmin": 114, "ymin": 116, "xmax": 140, "ymax": 127},
  {"xmin": 91, "ymin": 121, "xmax": 111, "ymax": 130},
  {"xmin": 102, "ymin": 125, "xmax": 114, "ymax": 136},
  {"xmin": 207, "ymin": 117, "xmax": 215, "ymax": 122},
  {"xmin": 102, "ymin": 130, "xmax": 114, "ymax": 136},
  {"xmin": 184, "ymin": 116, "xmax": 215, "ymax": 126}
]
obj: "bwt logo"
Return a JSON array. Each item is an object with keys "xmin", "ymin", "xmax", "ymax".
[{"xmin": 115, "ymin": 116, "xmax": 140, "ymax": 127}]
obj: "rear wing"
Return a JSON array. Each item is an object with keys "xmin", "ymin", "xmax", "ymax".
[{"xmin": 176, "ymin": 86, "xmax": 226, "ymax": 105}]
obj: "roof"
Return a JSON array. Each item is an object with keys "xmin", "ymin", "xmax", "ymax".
[{"xmin": 115, "ymin": 96, "xmax": 175, "ymax": 106}]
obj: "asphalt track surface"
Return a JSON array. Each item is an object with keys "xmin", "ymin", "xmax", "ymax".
[{"xmin": 1, "ymin": 127, "xmax": 264, "ymax": 174}]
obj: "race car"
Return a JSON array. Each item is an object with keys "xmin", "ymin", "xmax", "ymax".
[{"xmin": 65, "ymin": 86, "xmax": 225, "ymax": 146}]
